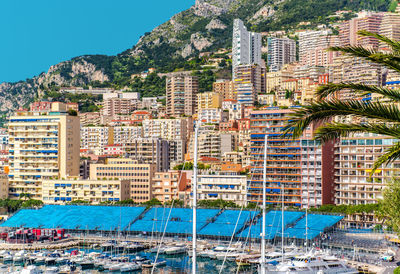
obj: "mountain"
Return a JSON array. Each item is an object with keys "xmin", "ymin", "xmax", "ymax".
[{"xmin": 0, "ymin": 0, "xmax": 394, "ymax": 119}]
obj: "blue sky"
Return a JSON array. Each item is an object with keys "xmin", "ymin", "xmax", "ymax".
[{"xmin": 1, "ymin": 0, "xmax": 194, "ymax": 83}]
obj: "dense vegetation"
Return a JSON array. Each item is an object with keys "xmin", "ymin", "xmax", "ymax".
[
  {"xmin": 0, "ymin": 199, "xmax": 43, "ymax": 213},
  {"xmin": 43, "ymin": 90, "xmax": 101, "ymax": 112}
]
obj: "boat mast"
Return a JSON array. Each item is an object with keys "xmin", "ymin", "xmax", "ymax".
[
  {"xmin": 306, "ymin": 206, "xmax": 308, "ymax": 253},
  {"xmin": 281, "ymin": 175, "xmax": 284, "ymax": 263},
  {"xmin": 261, "ymin": 132, "xmax": 268, "ymax": 274},
  {"xmin": 192, "ymin": 123, "xmax": 199, "ymax": 274}
]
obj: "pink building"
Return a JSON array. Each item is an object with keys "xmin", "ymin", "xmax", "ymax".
[{"xmin": 340, "ymin": 12, "xmax": 384, "ymax": 49}]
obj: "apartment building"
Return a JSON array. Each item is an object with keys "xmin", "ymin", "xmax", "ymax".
[
  {"xmin": 222, "ymin": 100, "xmax": 243, "ymax": 120},
  {"xmin": 330, "ymin": 55, "xmax": 382, "ymax": 100},
  {"xmin": 103, "ymin": 93, "xmax": 140, "ymax": 117},
  {"xmin": 79, "ymin": 112, "xmax": 101, "ymax": 126},
  {"xmin": 196, "ymin": 174, "xmax": 248, "ymax": 206},
  {"xmin": 267, "ymin": 37, "xmax": 297, "ymax": 72},
  {"xmin": 8, "ymin": 104, "xmax": 80, "ymax": 199},
  {"xmin": 249, "ymin": 108, "xmax": 335, "ymax": 208},
  {"xmin": 110, "ymin": 126, "xmax": 143, "ymax": 145},
  {"xmin": 266, "ymin": 63, "xmax": 296, "ymax": 92},
  {"xmin": 89, "ymin": 158, "xmax": 156, "ymax": 203},
  {"xmin": 335, "ymin": 134, "xmax": 400, "ymax": 228},
  {"xmin": 198, "ymin": 108, "xmax": 226, "ymax": 124},
  {"xmin": 298, "ymin": 30, "xmax": 340, "ymax": 66},
  {"xmin": 166, "ymin": 73, "xmax": 198, "ymax": 117},
  {"xmin": 234, "ymin": 64, "xmax": 266, "ymax": 105},
  {"xmin": 339, "ymin": 11, "xmax": 384, "ymax": 49},
  {"xmin": 124, "ymin": 138, "xmax": 170, "ymax": 172},
  {"xmin": 80, "ymin": 126, "xmax": 111, "ymax": 155},
  {"xmin": 379, "ymin": 11, "xmax": 400, "ymax": 51},
  {"xmin": 213, "ymin": 80, "xmax": 236, "ymax": 100},
  {"xmin": 142, "ymin": 118, "xmax": 191, "ymax": 142},
  {"xmin": 152, "ymin": 170, "xmax": 187, "ymax": 203},
  {"xmin": 188, "ymin": 130, "xmax": 236, "ymax": 160},
  {"xmin": 197, "ymin": 92, "xmax": 222, "ymax": 112},
  {"xmin": 42, "ymin": 178, "xmax": 130, "ymax": 204}
]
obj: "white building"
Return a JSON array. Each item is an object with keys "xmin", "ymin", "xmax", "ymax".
[
  {"xmin": 142, "ymin": 118, "xmax": 190, "ymax": 142},
  {"xmin": 81, "ymin": 126, "xmax": 110, "ymax": 155},
  {"xmin": 198, "ymin": 108, "xmax": 224, "ymax": 124},
  {"xmin": 232, "ymin": 19, "xmax": 262, "ymax": 76},
  {"xmin": 196, "ymin": 174, "xmax": 248, "ymax": 206},
  {"xmin": 222, "ymin": 100, "xmax": 243, "ymax": 120},
  {"xmin": 111, "ymin": 126, "xmax": 143, "ymax": 145}
]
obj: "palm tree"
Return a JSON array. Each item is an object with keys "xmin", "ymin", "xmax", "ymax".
[{"xmin": 286, "ymin": 30, "xmax": 400, "ymax": 174}]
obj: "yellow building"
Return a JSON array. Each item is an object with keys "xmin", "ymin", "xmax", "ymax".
[
  {"xmin": 89, "ymin": 158, "xmax": 155, "ymax": 203},
  {"xmin": 8, "ymin": 104, "xmax": 80, "ymax": 200},
  {"xmin": 42, "ymin": 178, "xmax": 130, "ymax": 204},
  {"xmin": 197, "ymin": 92, "xmax": 222, "ymax": 113}
]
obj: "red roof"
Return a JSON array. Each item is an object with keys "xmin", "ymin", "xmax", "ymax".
[
  {"xmin": 199, "ymin": 156, "xmax": 220, "ymax": 162},
  {"xmin": 133, "ymin": 111, "xmax": 151, "ymax": 115}
]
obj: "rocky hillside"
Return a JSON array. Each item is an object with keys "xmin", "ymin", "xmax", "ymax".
[{"xmin": 0, "ymin": 0, "xmax": 394, "ymax": 118}]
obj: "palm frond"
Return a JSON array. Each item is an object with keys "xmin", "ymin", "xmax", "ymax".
[
  {"xmin": 283, "ymin": 99, "xmax": 400, "ymax": 139},
  {"xmin": 329, "ymin": 46, "xmax": 400, "ymax": 73},
  {"xmin": 371, "ymin": 141, "xmax": 400, "ymax": 175},
  {"xmin": 313, "ymin": 123, "xmax": 400, "ymax": 143},
  {"xmin": 316, "ymin": 83, "xmax": 400, "ymax": 101},
  {"xmin": 358, "ymin": 30, "xmax": 400, "ymax": 53}
]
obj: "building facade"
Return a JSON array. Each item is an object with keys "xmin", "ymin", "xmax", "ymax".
[
  {"xmin": 89, "ymin": 158, "xmax": 156, "ymax": 203},
  {"xmin": 166, "ymin": 73, "xmax": 198, "ymax": 117},
  {"xmin": 196, "ymin": 174, "xmax": 248, "ymax": 206},
  {"xmin": 249, "ymin": 108, "xmax": 335, "ymax": 208},
  {"xmin": 42, "ymin": 178, "xmax": 130, "ymax": 204},
  {"xmin": 267, "ymin": 37, "xmax": 297, "ymax": 72}
]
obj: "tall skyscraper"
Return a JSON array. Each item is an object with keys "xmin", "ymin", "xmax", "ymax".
[
  {"xmin": 232, "ymin": 19, "xmax": 262, "ymax": 75},
  {"xmin": 166, "ymin": 73, "xmax": 198, "ymax": 117},
  {"xmin": 267, "ymin": 37, "xmax": 297, "ymax": 72},
  {"xmin": 8, "ymin": 103, "xmax": 80, "ymax": 200}
]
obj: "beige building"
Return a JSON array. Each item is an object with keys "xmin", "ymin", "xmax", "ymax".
[
  {"xmin": 196, "ymin": 174, "xmax": 248, "ymax": 206},
  {"xmin": 197, "ymin": 92, "xmax": 222, "ymax": 112},
  {"xmin": 89, "ymin": 158, "xmax": 156, "ymax": 203},
  {"xmin": 8, "ymin": 105, "xmax": 80, "ymax": 199},
  {"xmin": 213, "ymin": 80, "xmax": 236, "ymax": 100},
  {"xmin": 42, "ymin": 178, "xmax": 130, "ymax": 204},
  {"xmin": 166, "ymin": 73, "xmax": 198, "ymax": 117},
  {"xmin": 0, "ymin": 174, "xmax": 8, "ymax": 199},
  {"xmin": 152, "ymin": 170, "xmax": 187, "ymax": 203},
  {"xmin": 188, "ymin": 130, "xmax": 236, "ymax": 160},
  {"xmin": 266, "ymin": 64, "xmax": 295, "ymax": 92},
  {"xmin": 79, "ymin": 112, "xmax": 101, "ymax": 126}
]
